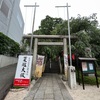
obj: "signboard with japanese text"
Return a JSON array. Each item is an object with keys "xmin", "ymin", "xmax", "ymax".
[
  {"xmin": 78, "ymin": 57, "xmax": 99, "ymax": 89},
  {"xmin": 13, "ymin": 55, "xmax": 33, "ymax": 87}
]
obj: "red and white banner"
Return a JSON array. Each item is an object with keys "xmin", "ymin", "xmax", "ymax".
[{"xmin": 13, "ymin": 55, "xmax": 32, "ymax": 87}]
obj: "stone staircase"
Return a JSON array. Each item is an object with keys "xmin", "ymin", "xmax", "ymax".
[{"xmin": 44, "ymin": 60, "xmax": 60, "ymax": 73}]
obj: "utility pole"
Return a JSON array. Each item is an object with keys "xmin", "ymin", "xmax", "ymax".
[
  {"xmin": 24, "ymin": 3, "xmax": 39, "ymax": 54},
  {"xmin": 55, "ymin": 3, "xmax": 72, "ymax": 66}
]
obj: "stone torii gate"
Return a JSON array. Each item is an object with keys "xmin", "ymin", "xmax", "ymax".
[{"xmin": 23, "ymin": 35, "xmax": 76, "ymax": 78}]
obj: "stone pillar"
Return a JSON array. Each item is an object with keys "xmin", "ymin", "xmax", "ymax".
[
  {"xmin": 63, "ymin": 38, "xmax": 68, "ymax": 79},
  {"xmin": 63, "ymin": 38, "xmax": 67, "ymax": 55},
  {"xmin": 33, "ymin": 38, "xmax": 38, "ymax": 76},
  {"xmin": 68, "ymin": 66, "xmax": 77, "ymax": 89}
]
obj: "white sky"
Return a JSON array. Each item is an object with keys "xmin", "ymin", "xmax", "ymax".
[{"xmin": 20, "ymin": 0, "xmax": 100, "ymax": 34}]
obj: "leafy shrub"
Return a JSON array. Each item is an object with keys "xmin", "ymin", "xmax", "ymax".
[{"xmin": 0, "ymin": 32, "xmax": 20, "ymax": 56}]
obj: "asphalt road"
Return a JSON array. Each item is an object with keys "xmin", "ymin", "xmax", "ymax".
[{"xmin": 0, "ymin": 64, "xmax": 17, "ymax": 100}]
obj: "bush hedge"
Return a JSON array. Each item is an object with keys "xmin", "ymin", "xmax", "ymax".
[{"xmin": 0, "ymin": 32, "xmax": 20, "ymax": 56}]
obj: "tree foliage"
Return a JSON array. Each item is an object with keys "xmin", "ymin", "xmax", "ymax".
[
  {"xmin": 69, "ymin": 13, "xmax": 100, "ymax": 58},
  {"xmin": 32, "ymin": 14, "xmax": 100, "ymax": 61},
  {"xmin": 39, "ymin": 15, "xmax": 63, "ymax": 35}
]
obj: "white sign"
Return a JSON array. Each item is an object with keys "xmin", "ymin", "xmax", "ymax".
[
  {"xmin": 82, "ymin": 62, "xmax": 88, "ymax": 71},
  {"xmin": 64, "ymin": 54, "xmax": 68, "ymax": 77},
  {"xmin": 64, "ymin": 54, "xmax": 68, "ymax": 69},
  {"xmin": 89, "ymin": 63, "xmax": 94, "ymax": 70},
  {"xmin": 13, "ymin": 55, "xmax": 32, "ymax": 87}
]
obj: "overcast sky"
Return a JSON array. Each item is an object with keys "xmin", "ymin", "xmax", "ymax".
[{"xmin": 20, "ymin": 0, "xmax": 100, "ymax": 34}]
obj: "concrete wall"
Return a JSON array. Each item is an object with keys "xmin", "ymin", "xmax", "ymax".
[{"xmin": 0, "ymin": 55, "xmax": 18, "ymax": 68}]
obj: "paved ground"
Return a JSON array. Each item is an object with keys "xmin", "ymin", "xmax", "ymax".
[
  {"xmin": 0, "ymin": 64, "xmax": 17, "ymax": 100},
  {"xmin": 24, "ymin": 73, "xmax": 73, "ymax": 100}
]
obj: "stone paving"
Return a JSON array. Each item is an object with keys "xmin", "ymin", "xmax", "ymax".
[{"xmin": 24, "ymin": 73, "xmax": 73, "ymax": 100}]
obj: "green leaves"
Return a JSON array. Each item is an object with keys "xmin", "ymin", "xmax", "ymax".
[
  {"xmin": 39, "ymin": 15, "xmax": 63, "ymax": 35},
  {"xmin": 0, "ymin": 32, "xmax": 20, "ymax": 56},
  {"xmin": 32, "ymin": 14, "xmax": 100, "ymax": 60}
]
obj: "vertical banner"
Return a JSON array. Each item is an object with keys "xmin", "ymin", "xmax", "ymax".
[
  {"xmin": 64, "ymin": 54, "xmax": 68, "ymax": 78},
  {"xmin": 35, "ymin": 55, "xmax": 44, "ymax": 78},
  {"xmin": 13, "ymin": 55, "xmax": 33, "ymax": 87}
]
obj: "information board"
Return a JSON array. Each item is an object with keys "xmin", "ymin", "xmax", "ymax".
[
  {"xmin": 13, "ymin": 55, "xmax": 33, "ymax": 87},
  {"xmin": 82, "ymin": 62, "xmax": 94, "ymax": 73},
  {"xmin": 78, "ymin": 57, "xmax": 99, "ymax": 89}
]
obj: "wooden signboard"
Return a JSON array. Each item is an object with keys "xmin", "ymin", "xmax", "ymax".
[{"xmin": 78, "ymin": 57, "xmax": 99, "ymax": 89}]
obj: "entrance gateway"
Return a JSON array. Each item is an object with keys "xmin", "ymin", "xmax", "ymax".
[{"xmin": 23, "ymin": 35, "xmax": 75, "ymax": 76}]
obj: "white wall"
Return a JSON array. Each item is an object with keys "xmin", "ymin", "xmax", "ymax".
[
  {"xmin": 0, "ymin": 0, "xmax": 10, "ymax": 35},
  {"xmin": 0, "ymin": 55, "xmax": 18, "ymax": 68},
  {"xmin": 8, "ymin": 0, "xmax": 24, "ymax": 44},
  {"xmin": 0, "ymin": 0, "xmax": 24, "ymax": 44}
]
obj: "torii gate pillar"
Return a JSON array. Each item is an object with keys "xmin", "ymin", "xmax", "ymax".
[
  {"xmin": 32, "ymin": 38, "xmax": 38, "ymax": 76},
  {"xmin": 63, "ymin": 38, "xmax": 68, "ymax": 80}
]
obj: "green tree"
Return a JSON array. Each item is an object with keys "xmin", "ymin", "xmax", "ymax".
[
  {"xmin": 27, "ymin": 13, "xmax": 100, "ymax": 62},
  {"xmin": 39, "ymin": 15, "xmax": 63, "ymax": 35}
]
